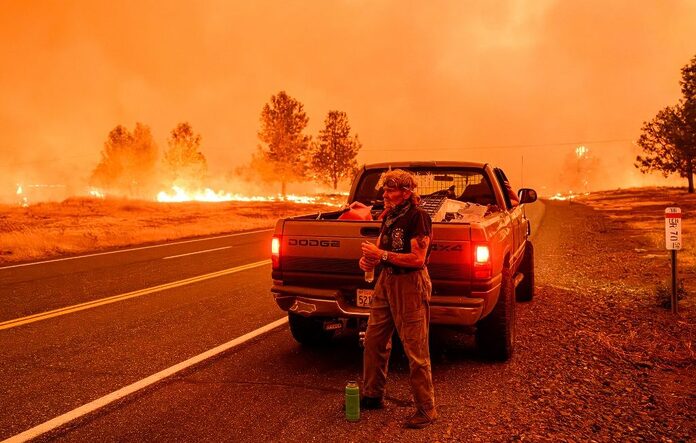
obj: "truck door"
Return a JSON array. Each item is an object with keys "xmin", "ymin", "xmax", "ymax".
[{"xmin": 493, "ymin": 168, "xmax": 524, "ymax": 266}]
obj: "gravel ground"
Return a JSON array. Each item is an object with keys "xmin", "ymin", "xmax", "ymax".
[
  {"xmin": 323, "ymin": 199, "xmax": 694, "ymax": 442},
  {"xmin": 494, "ymin": 199, "xmax": 695, "ymax": 442}
]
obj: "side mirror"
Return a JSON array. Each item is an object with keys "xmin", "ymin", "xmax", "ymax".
[{"xmin": 518, "ymin": 188, "xmax": 537, "ymax": 204}]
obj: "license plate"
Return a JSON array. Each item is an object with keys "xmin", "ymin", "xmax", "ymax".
[{"xmin": 356, "ymin": 289, "xmax": 374, "ymax": 307}]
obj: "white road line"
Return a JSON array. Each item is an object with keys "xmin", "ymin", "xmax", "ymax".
[
  {"xmin": 0, "ymin": 229, "xmax": 273, "ymax": 270},
  {"xmin": 0, "ymin": 260, "xmax": 272, "ymax": 331},
  {"xmin": 2, "ymin": 316, "xmax": 289, "ymax": 443},
  {"xmin": 163, "ymin": 246, "xmax": 232, "ymax": 260}
]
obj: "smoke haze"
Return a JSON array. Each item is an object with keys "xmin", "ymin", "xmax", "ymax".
[{"xmin": 1, "ymin": 0, "xmax": 694, "ymax": 202}]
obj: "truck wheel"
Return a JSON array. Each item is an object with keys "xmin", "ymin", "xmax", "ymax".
[
  {"xmin": 476, "ymin": 267, "xmax": 515, "ymax": 361},
  {"xmin": 288, "ymin": 313, "xmax": 333, "ymax": 346},
  {"xmin": 516, "ymin": 241, "xmax": 535, "ymax": 302}
]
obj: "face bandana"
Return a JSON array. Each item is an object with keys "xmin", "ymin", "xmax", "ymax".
[{"xmin": 383, "ymin": 199, "xmax": 412, "ymax": 230}]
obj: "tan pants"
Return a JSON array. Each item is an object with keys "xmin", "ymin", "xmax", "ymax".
[{"xmin": 362, "ymin": 268, "xmax": 436, "ymax": 416}]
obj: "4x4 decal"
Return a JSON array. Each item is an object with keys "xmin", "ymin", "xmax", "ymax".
[{"xmin": 431, "ymin": 243, "xmax": 463, "ymax": 252}]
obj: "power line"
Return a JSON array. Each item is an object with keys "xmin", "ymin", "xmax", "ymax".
[{"xmin": 360, "ymin": 138, "xmax": 634, "ymax": 152}]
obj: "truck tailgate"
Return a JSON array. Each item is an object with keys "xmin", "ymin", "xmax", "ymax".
[
  {"xmin": 280, "ymin": 220, "xmax": 380, "ymax": 275},
  {"xmin": 429, "ymin": 224, "xmax": 473, "ymax": 280},
  {"xmin": 279, "ymin": 220, "xmax": 473, "ymax": 281}
]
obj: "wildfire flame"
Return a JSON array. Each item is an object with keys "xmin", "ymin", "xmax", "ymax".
[
  {"xmin": 575, "ymin": 145, "xmax": 589, "ymax": 158},
  {"xmin": 9, "ymin": 183, "xmax": 344, "ymax": 207},
  {"xmin": 88, "ymin": 188, "xmax": 106, "ymax": 199},
  {"xmin": 548, "ymin": 191, "xmax": 590, "ymax": 201},
  {"xmin": 549, "ymin": 192, "xmax": 574, "ymax": 201},
  {"xmin": 156, "ymin": 186, "xmax": 343, "ymax": 206},
  {"xmin": 16, "ymin": 184, "xmax": 29, "ymax": 207}
]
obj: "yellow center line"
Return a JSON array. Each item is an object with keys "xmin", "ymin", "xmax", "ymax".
[{"xmin": 0, "ymin": 259, "xmax": 271, "ymax": 331}]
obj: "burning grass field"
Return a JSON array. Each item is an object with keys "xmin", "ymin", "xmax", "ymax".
[
  {"xmin": 1, "ymin": 187, "xmax": 693, "ymax": 270},
  {"xmin": 0, "ymin": 197, "xmax": 339, "ymax": 264}
]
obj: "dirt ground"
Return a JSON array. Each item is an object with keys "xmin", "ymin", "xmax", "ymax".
[{"xmin": 511, "ymin": 196, "xmax": 694, "ymax": 441}]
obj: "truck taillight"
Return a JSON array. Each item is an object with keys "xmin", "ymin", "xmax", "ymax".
[
  {"xmin": 271, "ymin": 236, "xmax": 281, "ymax": 269},
  {"xmin": 475, "ymin": 245, "xmax": 490, "ymax": 263},
  {"xmin": 473, "ymin": 244, "xmax": 491, "ymax": 279}
]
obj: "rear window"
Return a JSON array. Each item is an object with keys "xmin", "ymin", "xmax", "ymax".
[{"xmin": 353, "ymin": 168, "xmax": 495, "ymax": 207}]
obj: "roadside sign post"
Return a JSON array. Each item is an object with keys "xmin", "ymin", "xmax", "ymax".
[
  {"xmin": 665, "ymin": 207, "xmax": 682, "ymax": 314},
  {"xmin": 671, "ymin": 249, "xmax": 677, "ymax": 315}
]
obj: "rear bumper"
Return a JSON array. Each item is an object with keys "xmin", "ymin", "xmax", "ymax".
[{"xmin": 271, "ymin": 282, "xmax": 501, "ymax": 326}]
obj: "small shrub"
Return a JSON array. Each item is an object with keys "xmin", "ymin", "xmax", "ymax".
[{"xmin": 655, "ymin": 279, "xmax": 688, "ymax": 309}]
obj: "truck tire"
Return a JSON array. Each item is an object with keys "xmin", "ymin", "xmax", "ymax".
[
  {"xmin": 516, "ymin": 241, "xmax": 535, "ymax": 302},
  {"xmin": 476, "ymin": 267, "xmax": 515, "ymax": 361},
  {"xmin": 288, "ymin": 313, "xmax": 333, "ymax": 346}
]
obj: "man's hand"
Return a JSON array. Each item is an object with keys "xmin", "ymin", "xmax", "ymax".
[
  {"xmin": 361, "ymin": 241, "xmax": 382, "ymax": 263},
  {"xmin": 359, "ymin": 256, "xmax": 377, "ymax": 271}
]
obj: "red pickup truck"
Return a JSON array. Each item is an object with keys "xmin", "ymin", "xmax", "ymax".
[{"xmin": 271, "ymin": 161, "xmax": 537, "ymax": 360}]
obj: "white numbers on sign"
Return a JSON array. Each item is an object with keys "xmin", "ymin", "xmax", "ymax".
[{"xmin": 665, "ymin": 207, "xmax": 682, "ymax": 250}]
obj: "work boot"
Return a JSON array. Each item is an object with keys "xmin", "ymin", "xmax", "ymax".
[
  {"xmin": 405, "ymin": 409, "xmax": 437, "ymax": 429},
  {"xmin": 360, "ymin": 396, "xmax": 384, "ymax": 410}
]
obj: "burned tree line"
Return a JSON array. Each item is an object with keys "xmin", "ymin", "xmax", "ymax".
[
  {"xmin": 636, "ymin": 54, "xmax": 696, "ymax": 193},
  {"xmin": 90, "ymin": 122, "xmax": 207, "ymax": 197},
  {"xmin": 91, "ymin": 91, "xmax": 361, "ymax": 198},
  {"xmin": 248, "ymin": 90, "xmax": 362, "ymax": 194}
]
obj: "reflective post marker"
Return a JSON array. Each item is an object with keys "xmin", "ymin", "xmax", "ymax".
[{"xmin": 665, "ymin": 207, "xmax": 682, "ymax": 314}]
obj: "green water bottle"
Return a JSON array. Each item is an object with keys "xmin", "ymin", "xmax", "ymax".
[{"xmin": 345, "ymin": 381, "xmax": 360, "ymax": 422}]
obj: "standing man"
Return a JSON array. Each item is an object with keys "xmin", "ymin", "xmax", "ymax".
[{"xmin": 359, "ymin": 169, "xmax": 436, "ymax": 429}]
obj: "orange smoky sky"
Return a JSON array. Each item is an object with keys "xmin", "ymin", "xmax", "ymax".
[{"xmin": 1, "ymin": 0, "xmax": 695, "ymax": 201}]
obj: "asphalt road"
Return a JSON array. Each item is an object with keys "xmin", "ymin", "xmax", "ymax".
[
  {"xmin": 1, "ymin": 204, "xmax": 546, "ymax": 442},
  {"xmin": 0, "ymin": 229, "xmax": 279, "ymax": 440}
]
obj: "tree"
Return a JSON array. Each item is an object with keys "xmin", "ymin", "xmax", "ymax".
[
  {"xmin": 163, "ymin": 122, "xmax": 208, "ymax": 189},
  {"xmin": 130, "ymin": 123, "xmax": 159, "ymax": 194},
  {"xmin": 90, "ymin": 123, "xmax": 158, "ymax": 197},
  {"xmin": 682, "ymin": 54, "xmax": 696, "ymax": 99},
  {"xmin": 636, "ymin": 55, "xmax": 696, "ymax": 193},
  {"xmin": 636, "ymin": 105, "xmax": 694, "ymax": 192},
  {"xmin": 257, "ymin": 91, "xmax": 311, "ymax": 195},
  {"xmin": 90, "ymin": 125, "xmax": 132, "ymax": 191},
  {"xmin": 311, "ymin": 111, "xmax": 361, "ymax": 190}
]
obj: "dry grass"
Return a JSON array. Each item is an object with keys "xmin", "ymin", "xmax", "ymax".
[
  {"xmin": 578, "ymin": 187, "xmax": 695, "ymax": 260},
  {"xmin": 0, "ymin": 197, "xmax": 337, "ymax": 264},
  {"xmin": 3, "ymin": 186, "xmax": 692, "ymax": 268},
  {"xmin": 577, "ymin": 186, "xmax": 696, "ymax": 305}
]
